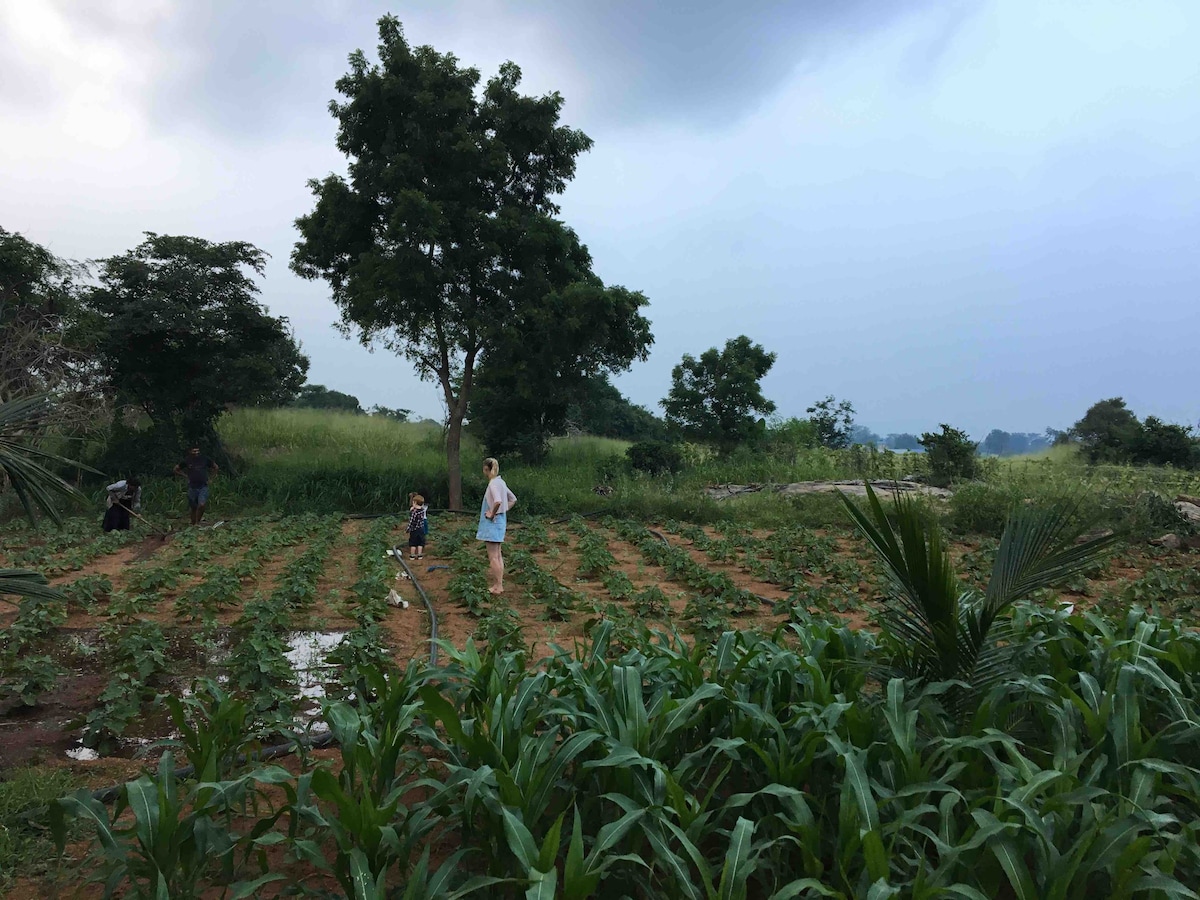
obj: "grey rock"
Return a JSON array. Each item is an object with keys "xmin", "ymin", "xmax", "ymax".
[
  {"xmin": 1150, "ymin": 533, "xmax": 1182, "ymax": 550},
  {"xmin": 704, "ymin": 480, "xmax": 953, "ymax": 501},
  {"xmin": 1175, "ymin": 501, "xmax": 1200, "ymax": 524}
]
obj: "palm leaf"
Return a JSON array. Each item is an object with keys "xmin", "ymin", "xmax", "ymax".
[
  {"xmin": 838, "ymin": 485, "xmax": 966, "ymax": 680},
  {"xmin": 0, "ymin": 393, "xmax": 98, "ymax": 527},
  {"xmin": 984, "ymin": 498, "xmax": 1118, "ymax": 613},
  {"xmin": 0, "ymin": 568, "xmax": 66, "ymax": 605},
  {"xmin": 839, "ymin": 483, "xmax": 1119, "ymax": 723}
]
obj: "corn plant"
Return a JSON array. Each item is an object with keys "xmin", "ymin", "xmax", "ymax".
[
  {"xmin": 160, "ymin": 679, "xmax": 257, "ymax": 786},
  {"xmin": 50, "ymin": 752, "xmax": 291, "ymax": 899}
]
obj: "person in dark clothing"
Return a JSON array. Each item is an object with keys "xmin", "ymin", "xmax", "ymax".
[
  {"xmin": 102, "ymin": 478, "xmax": 141, "ymax": 532},
  {"xmin": 173, "ymin": 447, "xmax": 218, "ymax": 525}
]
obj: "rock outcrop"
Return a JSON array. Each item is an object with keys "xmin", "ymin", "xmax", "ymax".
[{"xmin": 704, "ymin": 479, "xmax": 953, "ymax": 501}]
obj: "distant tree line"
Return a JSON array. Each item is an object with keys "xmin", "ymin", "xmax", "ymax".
[
  {"xmin": 289, "ymin": 384, "xmax": 418, "ymax": 423},
  {"xmin": 978, "ymin": 430, "xmax": 1056, "ymax": 457}
]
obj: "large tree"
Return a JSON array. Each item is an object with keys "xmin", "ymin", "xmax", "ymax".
[
  {"xmin": 87, "ymin": 233, "xmax": 308, "ymax": 456},
  {"xmin": 292, "ymin": 17, "xmax": 619, "ymax": 508},
  {"xmin": 0, "ymin": 227, "xmax": 95, "ymax": 405},
  {"xmin": 662, "ymin": 336, "xmax": 776, "ymax": 450}
]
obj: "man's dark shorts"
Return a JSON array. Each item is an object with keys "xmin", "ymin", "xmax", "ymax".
[
  {"xmin": 188, "ymin": 486, "xmax": 209, "ymax": 509},
  {"xmin": 408, "ymin": 532, "xmax": 426, "ymax": 549}
]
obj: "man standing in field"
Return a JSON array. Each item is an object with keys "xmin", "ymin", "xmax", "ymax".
[{"xmin": 174, "ymin": 446, "xmax": 218, "ymax": 525}]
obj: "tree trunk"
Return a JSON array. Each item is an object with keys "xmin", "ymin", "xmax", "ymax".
[{"xmin": 446, "ymin": 408, "xmax": 464, "ymax": 511}]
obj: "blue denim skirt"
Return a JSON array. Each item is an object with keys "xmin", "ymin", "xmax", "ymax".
[{"xmin": 476, "ymin": 508, "xmax": 507, "ymax": 543}]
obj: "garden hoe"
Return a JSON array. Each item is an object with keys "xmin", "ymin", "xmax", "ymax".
[{"xmin": 122, "ymin": 503, "xmax": 172, "ymax": 540}]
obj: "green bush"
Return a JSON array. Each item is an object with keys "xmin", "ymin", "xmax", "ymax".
[
  {"xmin": 1120, "ymin": 490, "xmax": 1198, "ymax": 538},
  {"xmin": 948, "ymin": 482, "xmax": 1021, "ymax": 536},
  {"xmin": 627, "ymin": 440, "xmax": 684, "ymax": 475},
  {"xmin": 919, "ymin": 424, "xmax": 979, "ymax": 486}
]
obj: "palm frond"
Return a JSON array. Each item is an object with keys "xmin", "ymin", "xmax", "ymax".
[
  {"xmin": 985, "ymin": 499, "xmax": 1119, "ymax": 613},
  {"xmin": 0, "ymin": 393, "xmax": 98, "ymax": 527},
  {"xmin": 0, "ymin": 568, "xmax": 65, "ymax": 604},
  {"xmin": 840, "ymin": 483, "xmax": 1118, "ymax": 727},
  {"xmin": 838, "ymin": 485, "xmax": 966, "ymax": 680}
]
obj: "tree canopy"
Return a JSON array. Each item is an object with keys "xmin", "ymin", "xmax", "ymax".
[
  {"xmin": 292, "ymin": 16, "xmax": 643, "ymax": 507},
  {"xmin": 292, "ymin": 384, "xmax": 363, "ymax": 414},
  {"xmin": 566, "ymin": 375, "xmax": 666, "ymax": 443},
  {"xmin": 86, "ymin": 233, "xmax": 308, "ymax": 458},
  {"xmin": 0, "ymin": 227, "xmax": 92, "ymax": 404},
  {"xmin": 919, "ymin": 424, "xmax": 979, "ymax": 485},
  {"xmin": 469, "ymin": 280, "xmax": 652, "ymax": 461},
  {"xmin": 807, "ymin": 395, "xmax": 856, "ymax": 449},
  {"xmin": 1071, "ymin": 398, "xmax": 1144, "ymax": 464},
  {"xmin": 662, "ymin": 336, "xmax": 776, "ymax": 450}
]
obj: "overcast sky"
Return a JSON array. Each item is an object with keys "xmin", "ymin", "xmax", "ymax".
[{"xmin": 2, "ymin": 1, "xmax": 1198, "ymax": 437}]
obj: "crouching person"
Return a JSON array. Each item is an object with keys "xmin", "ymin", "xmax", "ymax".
[{"xmin": 102, "ymin": 478, "xmax": 141, "ymax": 532}]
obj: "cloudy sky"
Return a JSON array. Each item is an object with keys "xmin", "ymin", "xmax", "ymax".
[{"xmin": 2, "ymin": 1, "xmax": 1198, "ymax": 437}]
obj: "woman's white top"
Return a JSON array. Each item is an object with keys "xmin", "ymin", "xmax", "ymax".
[
  {"xmin": 484, "ymin": 476, "xmax": 517, "ymax": 514},
  {"xmin": 106, "ymin": 480, "xmax": 141, "ymax": 510}
]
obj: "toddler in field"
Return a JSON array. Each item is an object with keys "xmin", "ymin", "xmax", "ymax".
[{"xmin": 405, "ymin": 493, "xmax": 428, "ymax": 560}]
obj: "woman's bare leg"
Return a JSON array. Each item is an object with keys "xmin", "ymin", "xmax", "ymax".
[{"xmin": 486, "ymin": 541, "xmax": 504, "ymax": 594}]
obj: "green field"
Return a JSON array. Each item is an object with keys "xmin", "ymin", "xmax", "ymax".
[{"xmin": 1, "ymin": 409, "xmax": 1199, "ymax": 897}]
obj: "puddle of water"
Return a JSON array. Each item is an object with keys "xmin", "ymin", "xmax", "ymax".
[
  {"xmin": 70, "ymin": 631, "xmax": 347, "ymax": 757},
  {"xmin": 286, "ymin": 631, "xmax": 346, "ymax": 703}
]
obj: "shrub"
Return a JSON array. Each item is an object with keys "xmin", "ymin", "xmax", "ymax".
[
  {"xmin": 1133, "ymin": 417, "xmax": 1199, "ymax": 469},
  {"xmin": 627, "ymin": 440, "xmax": 683, "ymax": 475},
  {"xmin": 919, "ymin": 424, "xmax": 979, "ymax": 485},
  {"xmin": 947, "ymin": 483, "xmax": 1020, "ymax": 537},
  {"xmin": 1123, "ymin": 490, "xmax": 1198, "ymax": 538}
]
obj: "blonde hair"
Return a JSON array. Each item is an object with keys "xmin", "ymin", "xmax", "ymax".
[
  {"xmin": 483, "ymin": 457, "xmax": 499, "ymax": 476},
  {"xmin": 411, "ymin": 493, "xmax": 425, "ymax": 506}
]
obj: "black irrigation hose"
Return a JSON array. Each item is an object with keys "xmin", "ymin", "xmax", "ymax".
[{"xmin": 392, "ymin": 545, "xmax": 439, "ymax": 666}]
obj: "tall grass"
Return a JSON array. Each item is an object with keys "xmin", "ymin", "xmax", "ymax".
[{"xmin": 63, "ymin": 406, "xmax": 1198, "ymax": 526}]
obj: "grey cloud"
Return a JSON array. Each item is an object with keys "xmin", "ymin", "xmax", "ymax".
[
  {"xmin": 496, "ymin": 0, "xmax": 949, "ymax": 127},
  {"xmin": 65, "ymin": 0, "xmax": 954, "ymax": 138}
]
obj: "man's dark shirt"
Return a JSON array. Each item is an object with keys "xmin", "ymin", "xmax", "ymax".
[{"xmin": 180, "ymin": 456, "xmax": 215, "ymax": 488}]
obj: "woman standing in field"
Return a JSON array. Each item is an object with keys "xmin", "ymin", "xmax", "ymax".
[{"xmin": 477, "ymin": 457, "xmax": 516, "ymax": 595}]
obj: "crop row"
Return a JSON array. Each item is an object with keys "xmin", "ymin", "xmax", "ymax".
[
  {"xmin": 52, "ymin": 602, "xmax": 1200, "ymax": 898},
  {"xmin": 445, "ymin": 524, "xmax": 524, "ymax": 652},
  {"xmin": 507, "ymin": 546, "xmax": 581, "ymax": 621},
  {"xmin": 614, "ymin": 519, "xmax": 760, "ymax": 617},
  {"xmin": 662, "ymin": 520, "xmax": 867, "ymax": 590},
  {"xmin": 324, "ymin": 517, "xmax": 400, "ymax": 699}
]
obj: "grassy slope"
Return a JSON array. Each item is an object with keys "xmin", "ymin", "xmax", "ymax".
[
  {"xmin": 201, "ymin": 408, "xmax": 862, "ymax": 523},
  {"xmin": 37, "ymin": 407, "xmax": 1197, "ymax": 527}
]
